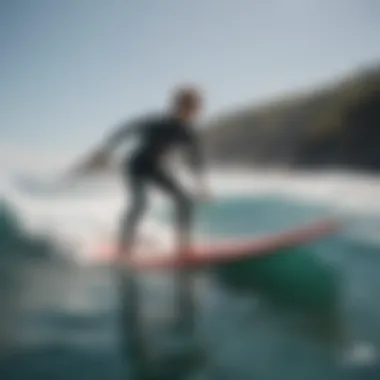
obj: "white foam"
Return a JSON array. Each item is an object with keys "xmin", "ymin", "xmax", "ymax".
[
  {"xmin": 340, "ymin": 342, "xmax": 378, "ymax": 367},
  {"xmin": 3, "ymin": 168, "xmax": 380, "ymax": 259}
]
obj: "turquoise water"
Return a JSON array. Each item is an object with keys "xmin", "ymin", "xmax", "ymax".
[
  {"xmin": 158, "ymin": 194, "xmax": 331, "ymax": 239},
  {"xmin": 2, "ymin": 195, "xmax": 380, "ymax": 380}
]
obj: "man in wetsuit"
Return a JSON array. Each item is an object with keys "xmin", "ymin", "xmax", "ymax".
[{"xmin": 71, "ymin": 86, "xmax": 209, "ymax": 258}]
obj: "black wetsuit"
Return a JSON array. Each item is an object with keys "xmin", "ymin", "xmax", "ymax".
[{"xmin": 106, "ymin": 113, "xmax": 204, "ymax": 253}]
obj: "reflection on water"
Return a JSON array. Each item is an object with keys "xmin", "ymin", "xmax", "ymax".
[
  {"xmin": 2, "ymin": 237, "xmax": 380, "ymax": 380},
  {"xmin": 2, "ymin": 194, "xmax": 380, "ymax": 380},
  {"xmin": 118, "ymin": 268, "xmax": 207, "ymax": 379}
]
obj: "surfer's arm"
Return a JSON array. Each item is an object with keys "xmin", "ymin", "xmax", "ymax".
[
  {"xmin": 66, "ymin": 117, "xmax": 148, "ymax": 178},
  {"xmin": 185, "ymin": 131, "xmax": 210, "ymax": 199},
  {"xmin": 101, "ymin": 117, "xmax": 145, "ymax": 153},
  {"xmin": 186, "ymin": 135, "xmax": 203, "ymax": 173}
]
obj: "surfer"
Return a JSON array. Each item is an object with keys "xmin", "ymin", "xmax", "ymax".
[{"xmin": 68, "ymin": 85, "xmax": 209, "ymax": 258}]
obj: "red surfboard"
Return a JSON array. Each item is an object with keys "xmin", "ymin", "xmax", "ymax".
[{"xmin": 128, "ymin": 219, "xmax": 340, "ymax": 271}]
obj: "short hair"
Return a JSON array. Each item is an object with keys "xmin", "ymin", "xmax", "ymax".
[{"xmin": 171, "ymin": 85, "xmax": 203, "ymax": 110}]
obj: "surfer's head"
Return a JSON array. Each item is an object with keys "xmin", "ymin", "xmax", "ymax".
[{"xmin": 171, "ymin": 85, "xmax": 204, "ymax": 123}]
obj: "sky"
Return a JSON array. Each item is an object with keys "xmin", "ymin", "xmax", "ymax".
[{"xmin": 1, "ymin": 0, "xmax": 380, "ymax": 172}]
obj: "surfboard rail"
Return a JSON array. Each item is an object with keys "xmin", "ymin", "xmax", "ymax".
[{"xmin": 128, "ymin": 219, "xmax": 341, "ymax": 271}]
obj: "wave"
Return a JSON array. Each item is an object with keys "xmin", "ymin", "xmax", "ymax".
[
  {"xmin": 0, "ymin": 198, "xmax": 63, "ymax": 261},
  {"xmin": 2, "ymin": 168, "xmax": 380, "ymax": 260}
]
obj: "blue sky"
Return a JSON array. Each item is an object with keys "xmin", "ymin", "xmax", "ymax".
[{"xmin": 1, "ymin": 0, "xmax": 380, "ymax": 168}]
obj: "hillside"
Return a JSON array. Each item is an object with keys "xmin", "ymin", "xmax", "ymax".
[{"xmin": 204, "ymin": 65, "xmax": 380, "ymax": 171}]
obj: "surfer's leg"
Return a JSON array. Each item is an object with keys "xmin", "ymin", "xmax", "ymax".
[
  {"xmin": 119, "ymin": 175, "xmax": 148, "ymax": 258},
  {"xmin": 174, "ymin": 191, "xmax": 193, "ymax": 251},
  {"xmin": 152, "ymin": 170, "xmax": 195, "ymax": 331},
  {"xmin": 152, "ymin": 170, "xmax": 194, "ymax": 251},
  {"xmin": 118, "ymin": 171, "xmax": 150, "ymax": 376}
]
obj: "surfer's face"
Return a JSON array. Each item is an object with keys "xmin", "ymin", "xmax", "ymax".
[
  {"xmin": 182, "ymin": 97, "xmax": 203, "ymax": 122},
  {"xmin": 172, "ymin": 86, "xmax": 204, "ymax": 123}
]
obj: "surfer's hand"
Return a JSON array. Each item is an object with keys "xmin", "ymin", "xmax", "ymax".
[{"xmin": 68, "ymin": 149, "xmax": 110, "ymax": 178}]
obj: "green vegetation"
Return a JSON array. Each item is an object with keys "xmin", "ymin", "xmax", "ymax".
[{"xmin": 204, "ymin": 64, "xmax": 380, "ymax": 171}]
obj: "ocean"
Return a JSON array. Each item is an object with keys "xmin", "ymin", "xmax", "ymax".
[{"xmin": 1, "ymin": 168, "xmax": 380, "ymax": 379}]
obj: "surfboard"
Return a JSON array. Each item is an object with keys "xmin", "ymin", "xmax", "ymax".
[{"xmin": 129, "ymin": 219, "xmax": 340, "ymax": 271}]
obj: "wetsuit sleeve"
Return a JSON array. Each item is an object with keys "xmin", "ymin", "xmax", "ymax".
[
  {"xmin": 185, "ymin": 130, "xmax": 205, "ymax": 174},
  {"xmin": 102, "ymin": 116, "xmax": 150, "ymax": 152}
]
